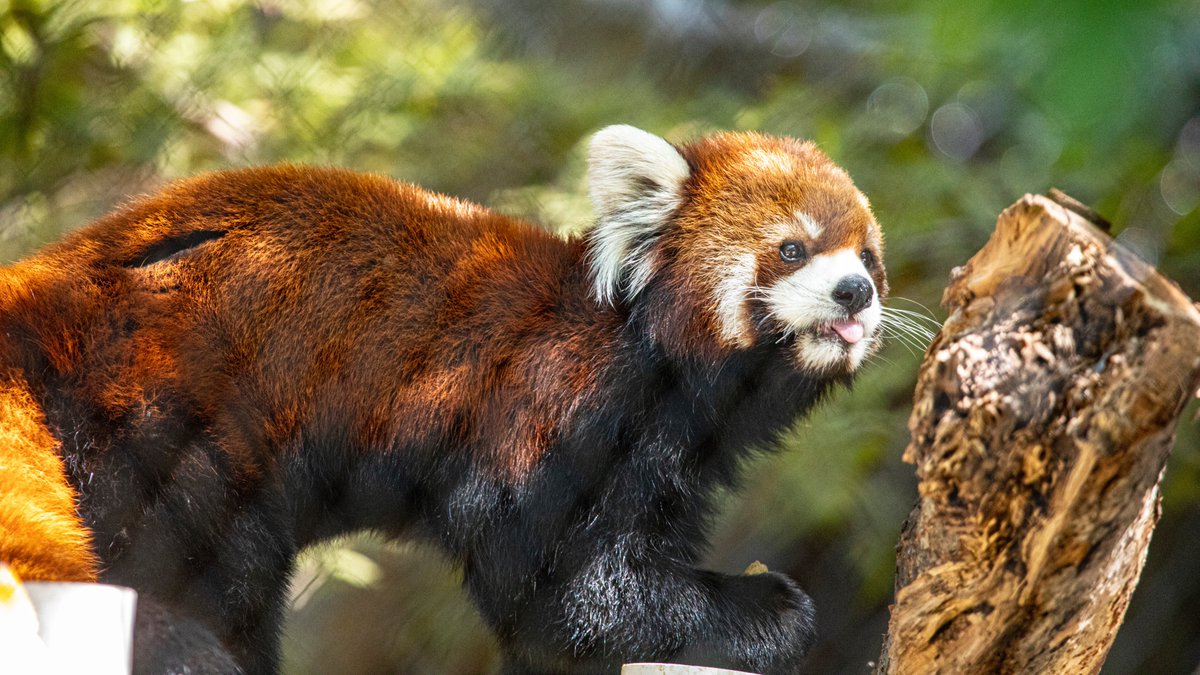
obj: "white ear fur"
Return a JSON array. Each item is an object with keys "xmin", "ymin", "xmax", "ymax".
[{"xmin": 586, "ymin": 125, "xmax": 691, "ymax": 305}]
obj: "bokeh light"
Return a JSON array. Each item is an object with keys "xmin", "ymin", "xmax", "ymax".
[
  {"xmin": 929, "ymin": 101, "xmax": 983, "ymax": 161},
  {"xmin": 866, "ymin": 78, "xmax": 928, "ymax": 138}
]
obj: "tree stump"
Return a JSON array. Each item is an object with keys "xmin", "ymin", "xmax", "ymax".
[{"xmin": 876, "ymin": 194, "xmax": 1200, "ymax": 674}]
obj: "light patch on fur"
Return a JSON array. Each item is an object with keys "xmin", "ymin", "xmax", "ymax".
[
  {"xmin": 793, "ymin": 333, "xmax": 847, "ymax": 371},
  {"xmin": 856, "ymin": 191, "xmax": 871, "ymax": 211},
  {"xmin": 714, "ymin": 252, "xmax": 758, "ymax": 347},
  {"xmin": 847, "ymin": 333, "xmax": 878, "ymax": 370},
  {"xmin": 761, "ymin": 247, "xmax": 882, "ymax": 373},
  {"xmin": 424, "ymin": 191, "xmax": 484, "ymax": 218},
  {"xmin": 765, "ymin": 220, "xmax": 797, "ymax": 241},
  {"xmin": 743, "ymin": 148, "xmax": 795, "ymax": 174},
  {"xmin": 796, "ymin": 211, "xmax": 823, "ymax": 240},
  {"xmin": 586, "ymin": 125, "xmax": 690, "ymax": 304}
]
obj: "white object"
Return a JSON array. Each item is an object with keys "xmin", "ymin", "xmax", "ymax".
[
  {"xmin": 622, "ymin": 664, "xmax": 762, "ymax": 675},
  {"xmin": 24, "ymin": 582, "xmax": 138, "ymax": 675}
]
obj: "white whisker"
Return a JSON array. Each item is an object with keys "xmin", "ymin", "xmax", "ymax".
[{"xmin": 888, "ymin": 295, "xmax": 941, "ymax": 318}]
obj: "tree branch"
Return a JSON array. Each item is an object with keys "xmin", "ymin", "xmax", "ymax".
[{"xmin": 876, "ymin": 194, "xmax": 1200, "ymax": 674}]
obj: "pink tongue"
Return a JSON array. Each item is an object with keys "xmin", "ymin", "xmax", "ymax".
[{"xmin": 831, "ymin": 320, "xmax": 864, "ymax": 344}]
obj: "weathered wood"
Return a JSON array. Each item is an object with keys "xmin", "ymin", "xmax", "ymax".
[{"xmin": 876, "ymin": 194, "xmax": 1200, "ymax": 674}]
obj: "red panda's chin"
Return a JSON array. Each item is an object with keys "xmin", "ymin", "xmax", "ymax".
[{"xmin": 785, "ymin": 324, "xmax": 874, "ymax": 377}]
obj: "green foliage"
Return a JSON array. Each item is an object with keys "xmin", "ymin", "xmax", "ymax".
[{"xmin": 2, "ymin": 0, "xmax": 1197, "ymax": 672}]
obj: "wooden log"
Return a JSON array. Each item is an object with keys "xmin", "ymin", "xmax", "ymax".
[{"xmin": 875, "ymin": 194, "xmax": 1200, "ymax": 674}]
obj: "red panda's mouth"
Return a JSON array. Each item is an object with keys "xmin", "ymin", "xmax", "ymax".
[
  {"xmin": 805, "ymin": 319, "xmax": 865, "ymax": 346},
  {"xmin": 828, "ymin": 319, "xmax": 865, "ymax": 344}
]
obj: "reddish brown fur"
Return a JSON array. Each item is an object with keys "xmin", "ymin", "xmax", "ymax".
[
  {"xmin": 2, "ymin": 167, "xmax": 614, "ymax": 488},
  {"xmin": 0, "ymin": 369, "xmax": 98, "ymax": 582}
]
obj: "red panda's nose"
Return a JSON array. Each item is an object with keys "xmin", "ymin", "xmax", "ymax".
[{"xmin": 833, "ymin": 275, "xmax": 874, "ymax": 315}]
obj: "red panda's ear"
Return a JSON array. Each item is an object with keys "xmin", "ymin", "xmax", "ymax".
[{"xmin": 586, "ymin": 125, "xmax": 691, "ymax": 305}]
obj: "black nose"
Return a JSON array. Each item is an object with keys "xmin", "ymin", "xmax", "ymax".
[{"xmin": 832, "ymin": 275, "xmax": 874, "ymax": 315}]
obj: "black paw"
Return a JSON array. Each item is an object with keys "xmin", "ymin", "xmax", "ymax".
[{"xmin": 709, "ymin": 571, "xmax": 817, "ymax": 675}]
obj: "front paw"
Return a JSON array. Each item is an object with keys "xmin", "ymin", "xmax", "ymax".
[
  {"xmin": 675, "ymin": 570, "xmax": 816, "ymax": 674},
  {"xmin": 717, "ymin": 571, "xmax": 817, "ymax": 674}
]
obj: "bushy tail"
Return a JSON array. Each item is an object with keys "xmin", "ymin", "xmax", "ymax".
[{"xmin": 0, "ymin": 369, "xmax": 98, "ymax": 582}]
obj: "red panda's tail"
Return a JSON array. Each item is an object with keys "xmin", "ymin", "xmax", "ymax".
[{"xmin": 0, "ymin": 369, "xmax": 98, "ymax": 582}]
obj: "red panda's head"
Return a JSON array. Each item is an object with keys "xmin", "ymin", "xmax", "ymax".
[{"xmin": 587, "ymin": 125, "xmax": 886, "ymax": 376}]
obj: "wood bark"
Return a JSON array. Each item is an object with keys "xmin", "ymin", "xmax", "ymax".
[{"xmin": 875, "ymin": 194, "xmax": 1200, "ymax": 674}]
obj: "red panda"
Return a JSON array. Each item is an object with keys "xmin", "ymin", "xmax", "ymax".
[{"xmin": 0, "ymin": 125, "xmax": 885, "ymax": 674}]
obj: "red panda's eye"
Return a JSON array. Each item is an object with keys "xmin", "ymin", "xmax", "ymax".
[
  {"xmin": 779, "ymin": 241, "xmax": 806, "ymax": 263},
  {"xmin": 860, "ymin": 249, "xmax": 876, "ymax": 268}
]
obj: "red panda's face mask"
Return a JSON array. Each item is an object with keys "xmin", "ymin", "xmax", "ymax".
[{"xmin": 586, "ymin": 125, "xmax": 887, "ymax": 376}]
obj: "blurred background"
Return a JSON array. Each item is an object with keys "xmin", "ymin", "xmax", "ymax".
[{"xmin": 1, "ymin": 0, "xmax": 1197, "ymax": 672}]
